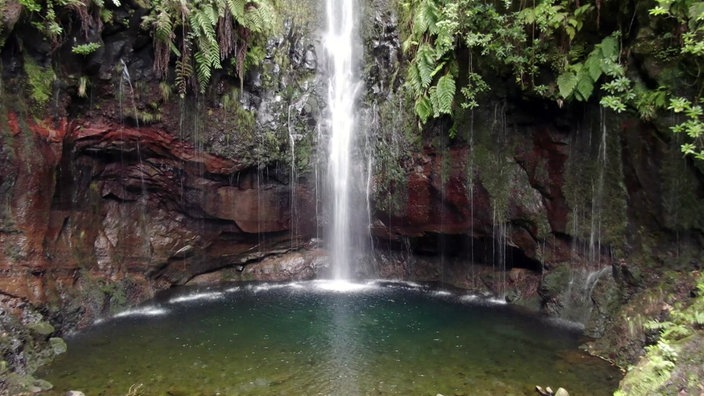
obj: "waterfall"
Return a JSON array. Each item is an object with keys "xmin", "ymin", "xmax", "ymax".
[{"xmin": 324, "ymin": 0, "xmax": 362, "ymax": 279}]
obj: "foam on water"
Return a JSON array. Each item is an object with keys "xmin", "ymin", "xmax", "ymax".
[
  {"xmin": 168, "ymin": 291, "xmax": 224, "ymax": 304},
  {"xmin": 313, "ymin": 279, "xmax": 375, "ymax": 293},
  {"xmin": 248, "ymin": 282, "xmax": 305, "ymax": 293},
  {"xmin": 460, "ymin": 294, "xmax": 508, "ymax": 305},
  {"xmin": 112, "ymin": 306, "xmax": 169, "ymax": 318}
]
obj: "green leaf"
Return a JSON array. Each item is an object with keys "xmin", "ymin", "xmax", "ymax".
[
  {"xmin": 649, "ymin": 6, "xmax": 670, "ymax": 16},
  {"xmin": 599, "ymin": 34, "xmax": 619, "ymax": 61},
  {"xmin": 416, "ymin": 45, "xmax": 436, "ymax": 88},
  {"xmin": 584, "ymin": 56, "xmax": 602, "ymax": 81},
  {"xmin": 557, "ymin": 71, "xmax": 578, "ymax": 98},
  {"xmin": 689, "ymin": 2, "xmax": 704, "ymax": 22},
  {"xmin": 575, "ymin": 76, "xmax": 594, "ymax": 101},
  {"xmin": 430, "ymin": 61, "xmax": 446, "ymax": 78},
  {"xmin": 435, "ymin": 74, "xmax": 456, "ymax": 114},
  {"xmin": 407, "ymin": 63, "xmax": 423, "ymax": 92},
  {"xmin": 415, "ymin": 0, "xmax": 439, "ymax": 35},
  {"xmin": 600, "ymin": 96, "xmax": 626, "ymax": 112},
  {"xmin": 19, "ymin": 0, "xmax": 42, "ymax": 13},
  {"xmin": 415, "ymin": 96, "xmax": 433, "ymax": 123}
]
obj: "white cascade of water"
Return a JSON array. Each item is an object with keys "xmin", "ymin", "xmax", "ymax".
[{"xmin": 324, "ymin": 0, "xmax": 362, "ymax": 280}]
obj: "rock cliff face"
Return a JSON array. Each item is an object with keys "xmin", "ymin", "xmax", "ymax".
[
  {"xmin": 1, "ymin": 0, "xmax": 326, "ymax": 311},
  {"xmin": 0, "ymin": 114, "xmax": 319, "ymax": 302}
]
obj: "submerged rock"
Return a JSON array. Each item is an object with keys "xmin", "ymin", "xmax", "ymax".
[
  {"xmin": 535, "ymin": 385, "xmax": 569, "ymax": 396},
  {"xmin": 49, "ymin": 337, "xmax": 67, "ymax": 355}
]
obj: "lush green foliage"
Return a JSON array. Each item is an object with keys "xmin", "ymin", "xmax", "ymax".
[
  {"xmin": 669, "ymin": 97, "xmax": 704, "ymax": 160},
  {"xmin": 649, "ymin": 0, "xmax": 704, "ymax": 160},
  {"xmin": 71, "ymin": 42, "xmax": 102, "ymax": 55},
  {"xmin": 20, "ymin": 0, "xmax": 82, "ymax": 44},
  {"xmin": 141, "ymin": 0, "xmax": 276, "ymax": 96},
  {"xmin": 17, "ymin": 0, "xmax": 121, "ymax": 44},
  {"xmin": 401, "ymin": 0, "xmax": 598, "ymax": 130},
  {"xmin": 616, "ymin": 273, "xmax": 704, "ymax": 395},
  {"xmin": 401, "ymin": 0, "xmax": 704, "ymax": 160},
  {"xmin": 11, "ymin": 0, "xmax": 276, "ymax": 99}
]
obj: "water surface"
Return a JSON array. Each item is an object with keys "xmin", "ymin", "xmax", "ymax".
[{"xmin": 41, "ymin": 280, "xmax": 620, "ymax": 395}]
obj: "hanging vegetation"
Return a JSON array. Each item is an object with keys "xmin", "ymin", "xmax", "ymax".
[
  {"xmin": 141, "ymin": 0, "xmax": 276, "ymax": 96},
  {"xmin": 401, "ymin": 0, "xmax": 704, "ymax": 160},
  {"xmin": 4, "ymin": 0, "xmax": 276, "ymax": 99}
]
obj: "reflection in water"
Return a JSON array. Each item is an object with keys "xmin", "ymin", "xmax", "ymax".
[{"xmin": 327, "ymin": 296, "xmax": 360, "ymax": 395}]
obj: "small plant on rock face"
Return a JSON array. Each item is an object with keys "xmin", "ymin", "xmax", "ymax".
[
  {"xmin": 23, "ymin": 55, "xmax": 55, "ymax": 106},
  {"xmin": 668, "ymin": 97, "xmax": 704, "ymax": 160},
  {"xmin": 619, "ymin": 272, "xmax": 704, "ymax": 395},
  {"xmin": 71, "ymin": 42, "xmax": 102, "ymax": 55}
]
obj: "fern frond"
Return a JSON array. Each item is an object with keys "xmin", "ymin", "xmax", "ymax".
[
  {"xmin": 435, "ymin": 74, "xmax": 456, "ymax": 115},
  {"xmin": 407, "ymin": 62, "xmax": 423, "ymax": 93},
  {"xmin": 154, "ymin": 9, "xmax": 174, "ymax": 42},
  {"xmin": 416, "ymin": 44, "xmax": 435, "ymax": 88},
  {"xmin": 414, "ymin": 0, "xmax": 439, "ymax": 36},
  {"xmin": 226, "ymin": 0, "xmax": 247, "ymax": 21},
  {"xmin": 415, "ymin": 96, "xmax": 432, "ymax": 124},
  {"xmin": 194, "ymin": 51, "xmax": 212, "ymax": 92},
  {"xmin": 174, "ymin": 60, "xmax": 192, "ymax": 97}
]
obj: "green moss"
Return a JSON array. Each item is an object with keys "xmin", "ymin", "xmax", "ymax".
[
  {"xmin": 48, "ymin": 337, "xmax": 67, "ymax": 355},
  {"xmin": 540, "ymin": 264, "xmax": 572, "ymax": 297},
  {"xmin": 27, "ymin": 321, "xmax": 54, "ymax": 336},
  {"xmin": 371, "ymin": 99, "xmax": 416, "ymax": 214},
  {"xmin": 75, "ymin": 270, "xmax": 131, "ymax": 317},
  {"xmin": 123, "ymin": 107, "xmax": 162, "ymax": 125},
  {"xmin": 22, "ymin": 55, "xmax": 55, "ymax": 107},
  {"xmin": 563, "ymin": 112, "xmax": 628, "ymax": 251},
  {"xmin": 470, "ymin": 137, "xmax": 512, "ymax": 222},
  {"xmin": 275, "ymin": 0, "xmax": 320, "ymax": 33}
]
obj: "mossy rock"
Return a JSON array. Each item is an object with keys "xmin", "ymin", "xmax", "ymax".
[
  {"xmin": 27, "ymin": 321, "xmax": 54, "ymax": 336},
  {"xmin": 49, "ymin": 337, "xmax": 67, "ymax": 355},
  {"xmin": 540, "ymin": 264, "xmax": 572, "ymax": 298},
  {"xmin": 4, "ymin": 373, "xmax": 53, "ymax": 394}
]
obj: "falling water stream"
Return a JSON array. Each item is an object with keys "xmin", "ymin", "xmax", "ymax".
[{"xmin": 325, "ymin": 0, "xmax": 361, "ymax": 280}]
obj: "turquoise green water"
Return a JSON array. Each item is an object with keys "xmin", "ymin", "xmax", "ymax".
[{"xmin": 40, "ymin": 281, "xmax": 620, "ymax": 395}]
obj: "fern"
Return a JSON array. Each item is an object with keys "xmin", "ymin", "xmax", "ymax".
[
  {"xmin": 435, "ymin": 74, "xmax": 455, "ymax": 115},
  {"xmin": 141, "ymin": 0, "xmax": 275, "ymax": 96},
  {"xmin": 407, "ymin": 61, "xmax": 423, "ymax": 93},
  {"xmin": 243, "ymin": 6, "xmax": 267, "ymax": 33},
  {"xmin": 225, "ymin": 0, "xmax": 247, "ymax": 21},
  {"xmin": 415, "ymin": 96, "xmax": 432, "ymax": 124},
  {"xmin": 174, "ymin": 58, "xmax": 193, "ymax": 98},
  {"xmin": 153, "ymin": 8, "xmax": 174, "ymax": 43},
  {"xmin": 416, "ymin": 44, "xmax": 436, "ymax": 88},
  {"xmin": 414, "ymin": 0, "xmax": 439, "ymax": 36}
]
